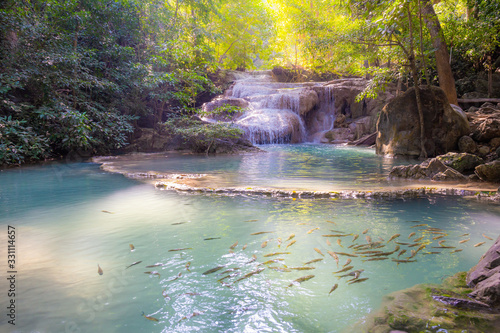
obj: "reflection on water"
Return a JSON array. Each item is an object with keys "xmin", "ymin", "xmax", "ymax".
[
  {"xmin": 101, "ymin": 144, "xmax": 419, "ymax": 191},
  {"xmin": 0, "ymin": 161, "xmax": 499, "ymax": 333}
]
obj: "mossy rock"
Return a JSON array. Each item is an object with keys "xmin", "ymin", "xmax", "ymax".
[{"xmin": 436, "ymin": 152, "xmax": 484, "ymax": 173}]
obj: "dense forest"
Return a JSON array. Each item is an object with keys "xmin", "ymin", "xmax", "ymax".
[{"xmin": 0, "ymin": 0, "xmax": 499, "ymax": 165}]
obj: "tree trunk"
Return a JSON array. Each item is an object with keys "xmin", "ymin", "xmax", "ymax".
[
  {"xmin": 420, "ymin": 0, "xmax": 458, "ymax": 105},
  {"xmin": 408, "ymin": 3, "xmax": 428, "ymax": 158}
]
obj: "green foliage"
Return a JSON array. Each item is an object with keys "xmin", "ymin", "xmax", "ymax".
[
  {"xmin": 165, "ymin": 116, "xmax": 244, "ymax": 153},
  {"xmin": 0, "ymin": 115, "xmax": 49, "ymax": 165},
  {"xmin": 197, "ymin": 104, "xmax": 244, "ymax": 118}
]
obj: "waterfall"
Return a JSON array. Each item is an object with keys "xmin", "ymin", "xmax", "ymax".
[{"xmin": 202, "ymin": 71, "xmax": 336, "ymax": 144}]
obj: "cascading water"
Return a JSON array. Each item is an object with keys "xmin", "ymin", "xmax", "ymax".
[{"xmin": 202, "ymin": 71, "xmax": 336, "ymax": 144}]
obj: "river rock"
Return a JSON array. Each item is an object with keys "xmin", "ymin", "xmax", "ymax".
[
  {"xmin": 436, "ymin": 152, "xmax": 484, "ymax": 173},
  {"xmin": 475, "ymin": 160, "xmax": 500, "ymax": 182},
  {"xmin": 323, "ymin": 127, "xmax": 354, "ymax": 143},
  {"xmin": 349, "ymin": 116, "xmax": 372, "ymax": 140},
  {"xmin": 389, "ymin": 158, "xmax": 467, "ymax": 181},
  {"xmin": 458, "ymin": 135, "xmax": 478, "ymax": 154},
  {"xmin": 467, "ymin": 235, "xmax": 500, "ymax": 308},
  {"xmin": 376, "ymin": 86, "xmax": 470, "ymax": 157}
]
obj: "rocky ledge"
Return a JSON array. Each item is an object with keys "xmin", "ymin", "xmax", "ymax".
[{"xmin": 347, "ymin": 237, "xmax": 500, "ymax": 333}]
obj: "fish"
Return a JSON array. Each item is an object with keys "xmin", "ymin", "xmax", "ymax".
[
  {"xmin": 246, "ymin": 254, "xmax": 257, "ymax": 263},
  {"xmin": 218, "ymin": 273, "xmax": 240, "ymax": 282},
  {"xmin": 262, "ymin": 259, "xmax": 284, "ymax": 265},
  {"xmin": 411, "ymin": 224, "xmax": 427, "ymax": 228},
  {"xmin": 322, "ymin": 234, "xmax": 350, "ymax": 237},
  {"xmin": 268, "ymin": 266, "xmax": 291, "ymax": 272},
  {"xmin": 129, "ymin": 244, "xmax": 135, "ymax": 251},
  {"xmin": 392, "ymin": 259, "xmax": 417, "ymax": 263},
  {"xmin": 460, "ymin": 233, "xmax": 470, "ymax": 237},
  {"xmin": 333, "ymin": 266, "xmax": 353, "ymax": 274},
  {"xmin": 329, "ymin": 284, "xmax": 339, "ymax": 295},
  {"xmin": 413, "ymin": 236, "xmax": 424, "ymax": 242},
  {"xmin": 326, "ymin": 239, "xmax": 332, "ymax": 246},
  {"xmin": 433, "ymin": 246, "xmax": 455, "ymax": 249},
  {"xmin": 285, "ymin": 234, "xmax": 295, "ymax": 242},
  {"xmin": 172, "ymin": 222, "xmax": 187, "ymax": 225},
  {"xmin": 387, "ymin": 234, "xmax": 401, "ymax": 243},
  {"xmin": 97, "ymin": 264, "xmax": 103, "ymax": 275},
  {"xmin": 433, "ymin": 235, "xmax": 445, "ymax": 240},
  {"xmin": 145, "ymin": 263, "xmax": 163, "ymax": 268},
  {"xmin": 287, "ymin": 275, "xmax": 315, "ymax": 287},
  {"xmin": 234, "ymin": 268, "xmax": 265, "ymax": 283},
  {"xmin": 408, "ymin": 250, "xmax": 417, "ymax": 259},
  {"xmin": 307, "ymin": 227, "xmax": 320, "ymax": 234},
  {"xmin": 263, "ymin": 252, "xmax": 290, "ymax": 257},
  {"xmin": 168, "ymin": 248, "xmax": 192, "ymax": 252},
  {"xmin": 408, "ymin": 232, "xmax": 416, "ymax": 239},
  {"xmin": 144, "ymin": 271, "xmax": 161, "ymax": 278},
  {"xmin": 314, "ymin": 248, "xmax": 325, "ymax": 256},
  {"xmin": 250, "ymin": 231, "xmax": 274, "ymax": 235},
  {"xmin": 126, "ymin": 261, "xmax": 142, "ymax": 269},
  {"xmin": 142, "ymin": 311, "xmax": 159, "ymax": 322},
  {"xmin": 408, "ymin": 243, "xmax": 421, "ymax": 247},
  {"xmin": 378, "ymin": 237, "xmax": 385, "ymax": 242},
  {"xmin": 244, "ymin": 219, "xmax": 258, "ymax": 222},
  {"xmin": 304, "ymin": 258, "xmax": 323, "ymax": 265},
  {"xmin": 483, "ymin": 234, "xmax": 493, "ymax": 240},
  {"xmin": 431, "ymin": 231, "xmax": 447, "ymax": 235},
  {"xmin": 277, "ymin": 238, "xmax": 282, "ymax": 247},
  {"xmin": 395, "ymin": 242, "xmax": 410, "ymax": 245},
  {"xmin": 348, "ymin": 277, "xmax": 369, "ymax": 284},
  {"xmin": 427, "ymin": 227, "xmax": 444, "ymax": 231},
  {"xmin": 202, "ymin": 266, "xmax": 225, "ymax": 275},
  {"xmin": 438, "ymin": 240, "xmax": 446, "ymax": 246},
  {"xmin": 336, "ymin": 239, "xmax": 343, "ymax": 247},
  {"xmin": 101, "ymin": 210, "xmax": 115, "ymax": 214},
  {"xmin": 335, "ymin": 252, "xmax": 358, "ymax": 257},
  {"xmin": 185, "ymin": 262, "xmax": 191, "ymax": 271},
  {"xmin": 352, "ymin": 234, "xmax": 359, "ymax": 242},
  {"xmin": 242, "ymin": 244, "xmax": 248, "ymax": 250},
  {"xmin": 286, "ymin": 240, "xmax": 296, "ymax": 249},
  {"xmin": 363, "ymin": 257, "xmax": 389, "ymax": 261},
  {"xmin": 167, "ymin": 272, "xmax": 182, "ymax": 282},
  {"xmin": 459, "ymin": 239, "xmax": 470, "ymax": 244},
  {"xmin": 356, "ymin": 250, "xmax": 383, "ymax": 254},
  {"xmin": 338, "ymin": 269, "xmax": 364, "ymax": 279},
  {"xmin": 230, "ymin": 241, "xmax": 238, "ymax": 249},
  {"xmin": 474, "ymin": 242, "xmax": 486, "ymax": 247},
  {"xmin": 261, "ymin": 240, "xmax": 268, "ymax": 248},
  {"xmin": 327, "ymin": 251, "xmax": 339, "ymax": 266},
  {"xmin": 365, "ymin": 235, "xmax": 372, "ymax": 243},
  {"xmin": 204, "ymin": 237, "xmax": 221, "ymax": 240},
  {"xmin": 180, "ymin": 311, "xmax": 203, "ymax": 321},
  {"xmin": 326, "ymin": 220, "xmax": 337, "ymax": 224},
  {"xmin": 289, "ymin": 266, "xmax": 316, "ymax": 271},
  {"xmin": 416, "ymin": 244, "xmax": 426, "ymax": 253},
  {"xmin": 219, "ymin": 268, "xmax": 240, "ymax": 275},
  {"xmin": 451, "ymin": 249, "xmax": 463, "ymax": 253},
  {"xmin": 394, "ymin": 245, "xmax": 400, "ymax": 252},
  {"xmin": 362, "ymin": 229, "xmax": 369, "ymax": 234}
]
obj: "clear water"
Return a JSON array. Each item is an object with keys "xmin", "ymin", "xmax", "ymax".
[
  {"xmin": 1, "ymin": 148, "xmax": 500, "ymax": 333},
  {"xmin": 104, "ymin": 144, "xmax": 419, "ymax": 191}
]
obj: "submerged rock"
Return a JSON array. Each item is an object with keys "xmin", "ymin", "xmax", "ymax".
[
  {"xmin": 376, "ymin": 86, "xmax": 470, "ymax": 157},
  {"xmin": 389, "ymin": 158, "xmax": 467, "ymax": 181},
  {"xmin": 347, "ymin": 272, "xmax": 500, "ymax": 333},
  {"xmin": 475, "ymin": 161, "xmax": 500, "ymax": 182},
  {"xmin": 467, "ymin": 235, "xmax": 500, "ymax": 308},
  {"xmin": 436, "ymin": 152, "xmax": 484, "ymax": 173}
]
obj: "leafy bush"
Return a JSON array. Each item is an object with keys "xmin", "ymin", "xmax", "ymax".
[
  {"xmin": 165, "ymin": 116, "xmax": 244, "ymax": 153},
  {"xmin": 0, "ymin": 116, "xmax": 49, "ymax": 165}
]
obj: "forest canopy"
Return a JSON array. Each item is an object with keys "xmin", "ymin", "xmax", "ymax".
[{"xmin": 1, "ymin": 0, "xmax": 499, "ymax": 164}]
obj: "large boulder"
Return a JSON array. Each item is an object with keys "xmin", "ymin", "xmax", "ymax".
[
  {"xmin": 436, "ymin": 152, "xmax": 485, "ymax": 173},
  {"xmin": 467, "ymin": 236, "xmax": 500, "ymax": 308},
  {"xmin": 322, "ymin": 127, "xmax": 354, "ymax": 143},
  {"xmin": 475, "ymin": 160, "xmax": 500, "ymax": 182},
  {"xmin": 201, "ymin": 96, "xmax": 248, "ymax": 121},
  {"xmin": 376, "ymin": 86, "xmax": 470, "ymax": 157},
  {"xmin": 458, "ymin": 135, "xmax": 478, "ymax": 154}
]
